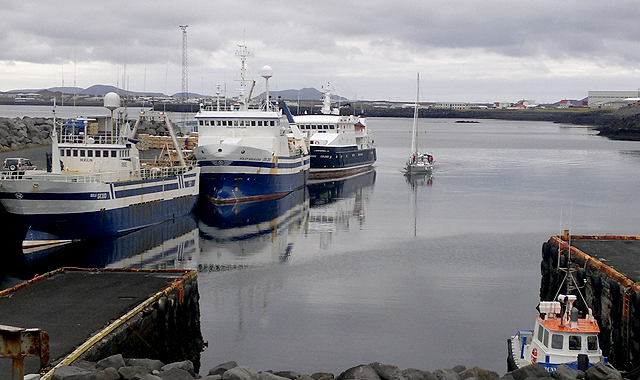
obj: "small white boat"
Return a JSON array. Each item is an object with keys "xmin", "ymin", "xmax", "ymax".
[
  {"xmin": 508, "ymin": 294, "xmax": 606, "ymax": 372},
  {"xmin": 404, "ymin": 73, "xmax": 434, "ymax": 174}
]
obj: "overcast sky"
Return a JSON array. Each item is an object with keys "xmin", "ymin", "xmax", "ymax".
[{"xmin": 1, "ymin": 1, "xmax": 640, "ymax": 104}]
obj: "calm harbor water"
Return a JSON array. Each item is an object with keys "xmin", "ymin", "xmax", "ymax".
[{"xmin": 3, "ymin": 107, "xmax": 640, "ymax": 375}]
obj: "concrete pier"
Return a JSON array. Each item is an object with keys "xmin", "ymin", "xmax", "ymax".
[
  {"xmin": 0, "ymin": 267, "xmax": 203, "ymax": 378},
  {"xmin": 541, "ymin": 233, "xmax": 640, "ymax": 376}
]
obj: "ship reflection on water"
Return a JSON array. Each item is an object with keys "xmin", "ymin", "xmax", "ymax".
[
  {"xmin": 306, "ymin": 169, "xmax": 376, "ymax": 250},
  {"xmin": 22, "ymin": 169, "xmax": 377, "ymax": 274},
  {"xmin": 196, "ymin": 168, "xmax": 376, "ymax": 270},
  {"xmin": 196, "ymin": 187, "xmax": 310, "ymax": 271},
  {"xmin": 27, "ymin": 214, "xmax": 199, "ymax": 274}
]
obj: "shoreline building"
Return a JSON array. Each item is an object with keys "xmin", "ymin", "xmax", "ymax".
[{"xmin": 588, "ymin": 90, "xmax": 640, "ymax": 108}]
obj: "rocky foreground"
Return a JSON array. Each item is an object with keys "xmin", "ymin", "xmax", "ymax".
[{"xmin": 47, "ymin": 355, "xmax": 623, "ymax": 380}]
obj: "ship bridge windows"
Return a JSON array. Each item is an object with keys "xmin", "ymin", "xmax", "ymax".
[
  {"xmin": 73, "ymin": 149, "xmax": 78, "ymax": 157},
  {"xmin": 551, "ymin": 334, "xmax": 563, "ymax": 350},
  {"xmin": 568, "ymin": 335, "xmax": 581, "ymax": 351},
  {"xmin": 587, "ymin": 336, "xmax": 598, "ymax": 351},
  {"xmin": 80, "ymin": 150, "xmax": 85, "ymax": 157},
  {"xmin": 111, "ymin": 150, "xmax": 117, "ymax": 158},
  {"xmin": 87, "ymin": 150, "xmax": 93, "ymax": 157}
]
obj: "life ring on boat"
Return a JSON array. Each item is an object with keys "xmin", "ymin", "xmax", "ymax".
[{"xmin": 531, "ymin": 347, "xmax": 538, "ymax": 364}]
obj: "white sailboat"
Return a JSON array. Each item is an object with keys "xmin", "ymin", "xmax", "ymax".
[{"xmin": 404, "ymin": 73, "xmax": 434, "ymax": 174}]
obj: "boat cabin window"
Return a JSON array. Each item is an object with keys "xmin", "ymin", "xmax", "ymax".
[
  {"xmin": 233, "ymin": 120, "xmax": 238, "ymax": 126},
  {"xmin": 569, "ymin": 335, "xmax": 581, "ymax": 351},
  {"xmin": 587, "ymin": 336, "xmax": 598, "ymax": 351},
  {"xmin": 73, "ymin": 150, "xmax": 78, "ymax": 157},
  {"xmin": 111, "ymin": 150, "xmax": 117, "ymax": 158},
  {"xmin": 551, "ymin": 334, "xmax": 563, "ymax": 350},
  {"xmin": 95, "ymin": 150, "xmax": 101, "ymax": 157},
  {"xmin": 537, "ymin": 324, "xmax": 544, "ymax": 342},
  {"xmin": 80, "ymin": 150, "xmax": 85, "ymax": 157},
  {"xmin": 330, "ymin": 125, "xmax": 335, "ymax": 129},
  {"xmin": 87, "ymin": 150, "xmax": 93, "ymax": 157},
  {"xmin": 543, "ymin": 330, "xmax": 549, "ymax": 348},
  {"xmin": 222, "ymin": 120, "xmax": 227, "ymax": 126},
  {"xmin": 66, "ymin": 149, "xmax": 71, "ymax": 156}
]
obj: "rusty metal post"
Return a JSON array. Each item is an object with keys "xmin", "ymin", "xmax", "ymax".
[{"xmin": 0, "ymin": 324, "xmax": 49, "ymax": 380}]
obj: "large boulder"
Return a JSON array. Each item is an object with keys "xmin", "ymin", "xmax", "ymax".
[
  {"xmin": 459, "ymin": 367, "xmax": 499, "ymax": 380},
  {"xmin": 585, "ymin": 362, "xmax": 622, "ymax": 380},
  {"xmin": 434, "ymin": 368, "xmax": 462, "ymax": 380},
  {"xmin": 96, "ymin": 354, "xmax": 127, "ymax": 370},
  {"xmin": 51, "ymin": 365, "xmax": 94, "ymax": 380},
  {"xmin": 337, "ymin": 365, "xmax": 382, "ymax": 380},
  {"xmin": 158, "ymin": 367, "xmax": 195, "ymax": 380},
  {"xmin": 401, "ymin": 369, "xmax": 436, "ymax": 380},
  {"xmin": 552, "ymin": 365, "xmax": 584, "ymax": 380},
  {"xmin": 312, "ymin": 373, "xmax": 335, "ymax": 380},
  {"xmin": 369, "ymin": 363, "xmax": 404, "ymax": 380},
  {"xmin": 126, "ymin": 358, "xmax": 165, "ymax": 372},
  {"xmin": 510, "ymin": 364, "xmax": 550, "ymax": 380},
  {"xmin": 271, "ymin": 371, "xmax": 304, "ymax": 379},
  {"xmin": 162, "ymin": 360, "xmax": 195, "ymax": 377},
  {"xmin": 92, "ymin": 367, "xmax": 121, "ymax": 380},
  {"xmin": 118, "ymin": 365, "xmax": 152, "ymax": 379},
  {"xmin": 223, "ymin": 366, "xmax": 259, "ymax": 380},
  {"xmin": 260, "ymin": 372, "xmax": 294, "ymax": 380},
  {"xmin": 209, "ymin": 361, "xmax": 239, "ymax": 376}
]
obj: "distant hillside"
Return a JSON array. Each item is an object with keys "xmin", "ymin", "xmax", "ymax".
[
  {"xmin": 255, "ymin": 87, "xmax": 348, "ymax": 101},
  {"xmin": 6, "ymin": 85, "xmax": 167, "ymax": 97},
  {"xmin": 170, "ymin": 91, "xmax": 205, "ymax": 99}
]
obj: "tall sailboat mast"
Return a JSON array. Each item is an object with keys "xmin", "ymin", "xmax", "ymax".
[{"xmin": 411, "ymin": 73, "xmax": 420, "ymax": 156}]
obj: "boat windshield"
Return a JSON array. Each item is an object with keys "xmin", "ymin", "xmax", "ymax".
[
  {"xmin": 569, "ymin": 335, "xmax": 581, "ymax": 350},
  {"xmin": 587, "ymin": 335, "xmax": 599, "ymax": 351}
]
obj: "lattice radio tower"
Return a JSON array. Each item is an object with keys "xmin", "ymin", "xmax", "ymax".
[{"xmin": 180, "ymin": 25, "xmax": 188, "ymax": 103}]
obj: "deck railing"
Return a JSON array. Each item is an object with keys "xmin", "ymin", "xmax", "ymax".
[{"xmin": 1, "ymin": 165, "xmax": 195, "ymax": 183}]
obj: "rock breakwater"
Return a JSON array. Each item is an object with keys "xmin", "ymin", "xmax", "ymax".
[
  {"xmin": 0, "ymin": 117, "xmax": 53, "ymax": 151},
  {"xmin": 0, "ymin": 116, "xmax": 186, "ymax": 152},
  {"xmin": 47, "ymin": 354, "xmax": 623, "ymax": 380}
]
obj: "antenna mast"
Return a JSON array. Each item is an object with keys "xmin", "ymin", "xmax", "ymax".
[
  {"xmin": 180, "ymin": 25, "xmax": 189, "ymax": 103},
  {"xmin": 235, "ymin": 44, "xmax": 253, "ymax": 110}
]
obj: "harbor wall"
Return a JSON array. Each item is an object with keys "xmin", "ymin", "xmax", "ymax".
[
  {"xmin": 540, "ymin": 235, "xmax": 640, "ymax": 373},
  {"xmin": 41, "ymin": 269, "xmax": 205, "ymax": 377}
]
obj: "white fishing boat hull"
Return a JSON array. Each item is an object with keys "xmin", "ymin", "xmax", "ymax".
[
  {"xmin": 195, "ymin": 141, "xmax": 309, "ymax": 204},
  {"xmin": 0, "ymin": 167, "xmax": 200, "ymax": 239}
]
